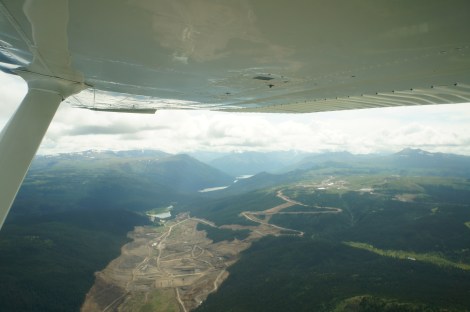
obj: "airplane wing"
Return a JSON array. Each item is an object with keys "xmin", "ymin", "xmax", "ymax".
[
  {"xmin": 1, "ymin": 0, "xmax": 470, "ymax": 113},
  {"xmin": 0, "ymin": 0, "xmax": 469, "ymax": 227}
]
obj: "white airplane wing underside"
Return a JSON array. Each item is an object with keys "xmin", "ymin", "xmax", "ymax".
[
  {"xmin": 0, "ymin": 0, "xmax": 469, "ymax": 227},
  {"xmin": 1, "ymin": 0, "xmax": 470, "ymax": 113}
]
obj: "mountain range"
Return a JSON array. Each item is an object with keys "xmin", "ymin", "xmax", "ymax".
[
  {"xmin": 11, "ymin": 150, "xmax": 232, "ymax": 219},
  {"xmin": 3, "ymin": 147, "xmax": 470, "ymax": 311},
  {"xmin": 11, "ymin": 148, "xmax": 470, "ymax": 216},
  {"xmin": 205, "ymin": 148, "xmax": 470, "ymax": 196}
]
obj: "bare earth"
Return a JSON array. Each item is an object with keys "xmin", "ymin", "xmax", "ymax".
[{"xmin": 81, "ymin": 189, "xmax": 341, "ymax": 311}]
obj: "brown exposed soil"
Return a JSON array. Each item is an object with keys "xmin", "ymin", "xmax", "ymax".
[{"xmin": 81, "ymin": 189, "xmax": 341, "ymax": 311}]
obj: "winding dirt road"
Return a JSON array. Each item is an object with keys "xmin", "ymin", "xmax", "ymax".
[{"xmin": 240, "ymin": 189, "xmax": 343, "ymax": 237}]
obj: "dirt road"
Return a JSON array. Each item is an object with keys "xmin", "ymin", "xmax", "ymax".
[{"xmin": 239, "ymin": 189, "xmax": 342, "ymax": 237}]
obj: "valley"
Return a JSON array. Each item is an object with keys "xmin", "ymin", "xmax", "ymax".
[
  {"xmin": 2, "ymin": 149, "xmax": 470, "ymax": 311},
  {"xmin": 81, "ymin": 187, "xmax": 344, "ymax": 311}
]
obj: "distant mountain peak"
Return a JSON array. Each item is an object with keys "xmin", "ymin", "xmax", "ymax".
[{"xmin": 395, "ymin": 148, "xmax": 433, "ymax": 157}]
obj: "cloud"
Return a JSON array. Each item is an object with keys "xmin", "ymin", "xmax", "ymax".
[
  {"xmin": 0, "ymin": 72, "xmax": 26, "ymax": 125},
  {"xmin": 65, "ymin": 121, "xmax": 154, "ymax": 136},
  {"xmin": 1, "ymin": 72, "xmax": 469, "ymax": 155},
  {"xmin": 41, "ymin": 103, "xmax": 470, "ymax": 155}
]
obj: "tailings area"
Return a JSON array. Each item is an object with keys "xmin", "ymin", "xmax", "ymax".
[
  {"xmin": 81, "ymin": 213, "xmax": 250, "ymax": 312},
  {"xmin": 81, "ymin": 190, "xmax": 340, "ymax": 311}
]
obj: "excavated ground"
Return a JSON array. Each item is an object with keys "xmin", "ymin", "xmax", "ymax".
[
  {"xmin": 81, "ymin": 189, "xmax": 341, "ymax": 311},
  {"xmin": 81, "ymin": 213, "xmax": 251, "ymax": 312}
]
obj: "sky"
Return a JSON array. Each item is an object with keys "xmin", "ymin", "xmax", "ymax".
[{"xmin": 1, "ymin": 71, "xmax": 470, "ymax": 156}]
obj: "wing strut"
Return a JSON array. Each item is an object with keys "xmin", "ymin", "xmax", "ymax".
[{"xmin": 0, "ymin": 72, "xmax": 84, "ymax": 228}]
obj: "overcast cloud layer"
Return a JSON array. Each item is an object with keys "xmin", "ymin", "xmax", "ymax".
[{"xmin": 1, "ymin": 72, "xmax": 470, "ymax": 155}]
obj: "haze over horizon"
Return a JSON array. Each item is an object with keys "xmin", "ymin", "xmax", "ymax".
[{"xmin": 2, "ymin": 72, "xmax": 470, "ymax": 156}]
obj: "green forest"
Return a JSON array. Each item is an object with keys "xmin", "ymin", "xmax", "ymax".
[
  {"xmin": 196, "ymin": 223, "xmax": 250, "ymax": 243},
  {"xmin": 0, "ymin": 209, "xmax": 149, "ymax": 311},
  {"xmin": 195, "ymin": 176, "xmax": 470, "ymax": 311},
  {"xmin": 2, "ymin": 149, "xmax": 470, "ymax": 311}
]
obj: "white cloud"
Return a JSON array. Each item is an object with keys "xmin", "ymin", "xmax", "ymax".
[
  {"xmin": 0, "ymin": 73, "xmax": 27, "ymax": 125},
  {"xmin": 1, "ymin": 71, "xmax": 470, "ymax": 155}
]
